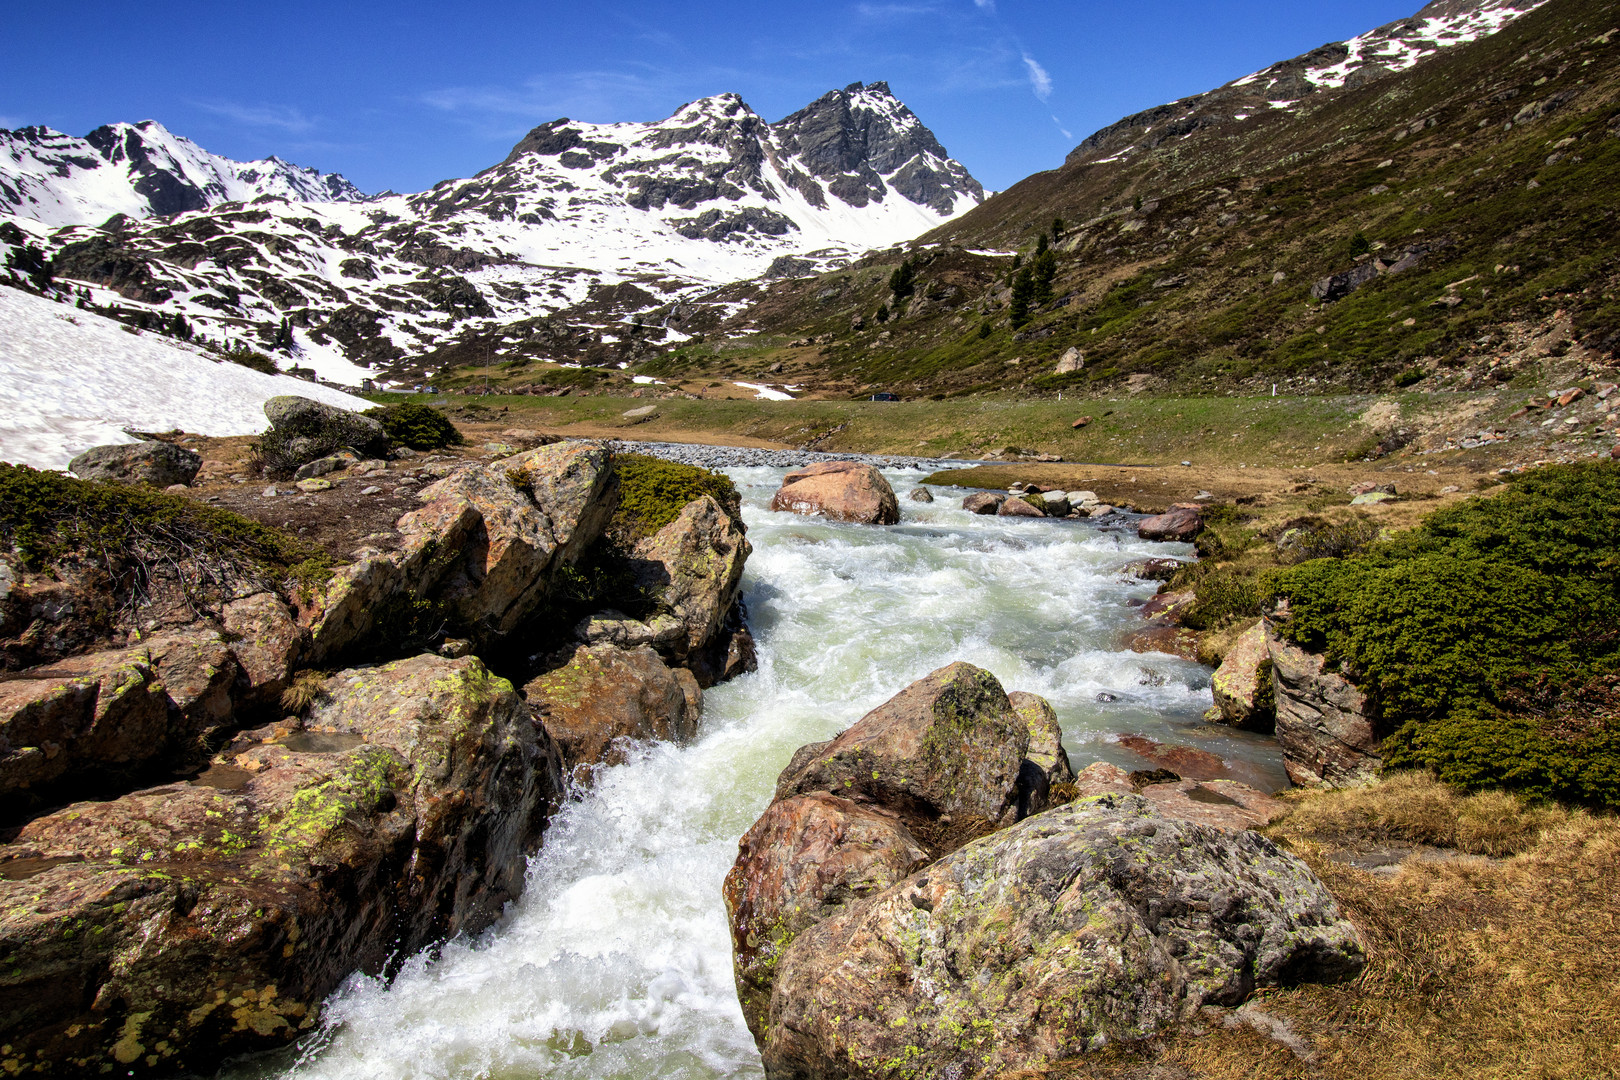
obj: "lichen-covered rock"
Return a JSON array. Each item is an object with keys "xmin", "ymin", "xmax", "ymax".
[
  {"xmin": 297, "ymin": 441, "xmax": 616, "ymax": 660},
  {"xmin": 759, "ymin": 795, "xmax": 1365, "ymax": 1080},
  {"xmin": 630, "ymin": 494, "xmax": 751, "ymax": 660},
  {"xmin": 0, "ymin": 654, "xmax": 561, "ymax": 1077},
  {"xmin": 1267, "ymin": 624, "xmax": 1382, "ymax": 787},
  {"xmin": 0, "ymin": 626, "xmax": 240, "ymax": 818},
  {"xmin": 774, "ymin": 662, "xmax": 1029, "ymax": 830},
  {"xmin": 1210, "ymin": 620, "xmax": 1274, "ymax": 732},
  {"xmin": 724, "ymin": 793, "xmax": 927, "ymax": 1039},
  {"xmin": 770, "ymin": 462, "xmax": 899, "ymax": 525},
  {"xmin": 1008, "ymin": 691, "xmax": 1074, "ymax": 784},
  {"xmin": 67, "ymin": 442, "xmax": 202, "ymax": 488},
  {"xmin": 524, "ymin": 643, "xmax": 701, "ymax": 778}
]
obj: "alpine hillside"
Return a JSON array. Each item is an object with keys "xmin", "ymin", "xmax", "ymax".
[
  {"xmin": 655, "ymin": 0, "xmax": 1620, "ymax": 408},
  {"xmin": 0, "ymin": 84, "xmax": 983, "ymax": 386}
]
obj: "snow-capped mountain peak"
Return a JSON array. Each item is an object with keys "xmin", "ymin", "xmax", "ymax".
[
  {"xmin": 1, "ymin": 83, "xmax": 983, "ymax": 385},
  {"xmin": 0, "ymin": 119, "xmax": 366, "ymax": 227}
]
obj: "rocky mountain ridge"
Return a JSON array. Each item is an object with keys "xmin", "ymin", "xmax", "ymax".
[
  {"xmin": 0, "ymin": 120, "xmax": 366, "ymax": 227},
  {"xmin": 1067, "ymin": 0, "xmax": 1550, "ymax": 167},
  {"xmin": 0, "ymin": 84, "xmax": 982, "ymax": 386}
]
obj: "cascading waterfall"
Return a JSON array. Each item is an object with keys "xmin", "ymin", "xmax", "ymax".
[{"xmin": 233, "ymin": 466, "xmax": 1283, "ymax": 1080}]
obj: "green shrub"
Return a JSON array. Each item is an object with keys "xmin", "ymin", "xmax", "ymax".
[
  {"xmin": 225, "ymin": 348, "xmax": 278, "ymax": 374},
  {"xmin": 0, "ymin": 463, "xmax": 332, "ymax": 602},
  {"xmin": 1267, "ymin": 463, "xmax": 1620, "ymax": 805},
  {"xmin": 610, "ymin": 453, "xmax": 741, "ymax": 544},
  {"xmin": 364, "ymin": 400, "xmax": 464, "ymax": 451}
]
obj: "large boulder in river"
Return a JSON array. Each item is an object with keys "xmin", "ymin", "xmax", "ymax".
[
  {"xmin": 774, "ymin": 662, "xmax": 1030, "ymax": 835},
  {"xmin": 770, "ymin": 462, "xmax": 899, "ymax": 525},
  {"xmin": 629, "ymin": 494, "xmax": 751, "ymax": 661},
  {"xmin": 68, "ymin": 441, "xmax": 202, "ymax": 487},
  {"xmin": 297, "ymin": 441, "xmax": 616, "ymax": 661},
  {"xmin": 1137, "ymin": 503, "xmax": 1204, "ymax": 542},
  {"xmin": 523, "ymin": 643, "xmax": 701, "ymax": 780},
  {"xmin": 757, "ymin": 794, "xmax": 1365, "ymax": 1080},
  {"xmin": 961, "ymin": 491, "xmax": 1005, "ymax": 515},
  {"xmin": 1268, "ymin": 624, "xmax": 1382, "ymax": 787},
  {"xmin": 724, "ymin": 793, "xmax": 928, "ymax": 1038},
  {"xmin": 0, "ymin": 654, "xmax": 561, "ymax": 1076}
]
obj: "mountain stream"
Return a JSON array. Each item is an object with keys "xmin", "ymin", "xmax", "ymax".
[{"xmin": 234, "ymin": 465, "xmax": 1285, "ymax": 1080}]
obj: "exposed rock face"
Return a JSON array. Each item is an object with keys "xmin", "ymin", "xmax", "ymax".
[
  {"xmin": 724, "ymin": 793, "xmax": 928, "ymax": 1037},
  {"xmin": 758, "ymin": 795, "xmax": 1365, "ymax": 1080},
  {"xmin": 770, "ymin": 462, "xmax": 899, "ymax": 525},
  {"xmin": 961, "ymin": 491, "xmax": 1006, "ymax": 514},
  {"xmin": 298, "ymin": 441, "xmax": 616, "ymax": 660},
  {"xmin": 0, "ymin": 654, "xmax": 561, "ymax": 1076},
  {"xmin": 0, "ymin": 626, "xmax": 243, "ymax": 819},
  {"xmin": 523, "ymin": 643, "xmax": 701, "ymax": 778},
  {"xmin": 1267, "ymin": 625, "xmax": 1382, "ymax": 787},
  {"xmin": 1137, "ymin": 503, "xmax": 1204, "ymax": 542},
  {"xmin": 630, "ymin": 494, "xmax": 751, "ymax": 661},
  {"xmin": 67, "ymin": 442, "xmax": 201, "ymax": 487},
  {"xmin": 1210, "ymin": 620, "xmax": 1274, "ymax": 731},
  {"xmin": 774, "ymin": 662, "xmax": 1029, "ymax": 829},
  {"xmin": 1065, "ymin": 763, "xmax": 1286, "ymax": 830},
  {"xmin": 728, "ymin": 665, "xmax": 1060, "ymax": 1046},
  {"xmin": 219, "ymin": 591, "xmax": 308, "ymax": 710}
]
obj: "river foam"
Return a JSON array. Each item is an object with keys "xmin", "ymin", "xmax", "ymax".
[{"xmin": 231, "ymin": 467, "xmax": 1282, "ymax": 1080}]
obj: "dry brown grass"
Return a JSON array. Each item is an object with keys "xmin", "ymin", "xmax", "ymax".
[{"xmin": 1019, "ymin": 775, "xmax": 1620, "ymax": 1080}]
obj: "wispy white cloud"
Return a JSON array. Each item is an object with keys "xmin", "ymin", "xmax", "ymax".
[
  {"xmin": 973, "ymin": 0, "xmax": 996, "ymax": 10},
  {"xmin": 1052, "ymin": 115, "xmax": 1073, "ymax": 140},
  {"xmin": 855, "ymin": 3, "xmax": 940, "ymax": 22},
  {"xmin": 195, "ymin": 102, "xmax": 318, "ymax": 134},
  {"xmin": 1022, "ymin": 54, "xmax": 1053, "ymax": 101}
]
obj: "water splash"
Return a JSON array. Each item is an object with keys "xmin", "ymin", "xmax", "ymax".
[{"xmin": 230, "ymin": 467, "xmax": 1281, "ymax": 1079}]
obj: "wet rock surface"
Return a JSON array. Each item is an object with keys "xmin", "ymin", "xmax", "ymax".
[
  {"xmin": 758, "ymin": 795, "xmax": 1364, "ymax": 1080},
  {"xmin": 523, "ymin": 643, "xmax": 701, "ymax": 780},
  {"xmin": 0, "ymin": 654, "xmax": 562, "ymax": 1077},
  {"xmin": 769, "ymin": 461, "xmax": 900, "ymax": 525}
]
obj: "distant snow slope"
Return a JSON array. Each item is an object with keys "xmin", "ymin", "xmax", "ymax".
[
  {"xmin": 0, "ymin": 120, "xmax": 366, "ymax": 227},
  {"xmin": 0, "ymin": 83, "xmax": 983, "ymax": 382},
  {"xmin": 0, "ymin": 287, "xmax": 372, "ymax": 471}
]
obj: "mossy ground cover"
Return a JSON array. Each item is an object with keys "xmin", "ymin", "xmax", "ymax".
[
  {"xmin": 0, "ymin": 463, "xmax": 332, "ymax": 605},
  {"xmin": 1267, "ymin": 461, "xmax": 1620, "ymax": 805}
]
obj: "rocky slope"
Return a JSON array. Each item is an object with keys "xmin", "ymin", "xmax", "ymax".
[
  {"xmin": 0, "ymin": 410, "xmax": 757, "ymax": 1075},
  {"xmin": 0, "ymin": 85, "xmax": 982, "ymax": 386},
  {"xmin": 0, "ymin": 120, "xmax": 365, "ymax": 227},
  {"xmin": 678, "ymin": 0, "xmax": 1619, "ymax": 401}
]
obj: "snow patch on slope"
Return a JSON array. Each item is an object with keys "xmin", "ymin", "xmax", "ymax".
[{"xmin": 0, "ymin": 288, "xmax": 372, "ymax": 470}]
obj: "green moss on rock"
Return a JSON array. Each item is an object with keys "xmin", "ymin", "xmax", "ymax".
[{"xmin": 610, "ymin": 453, "xmax": 741, "ymax": 544}]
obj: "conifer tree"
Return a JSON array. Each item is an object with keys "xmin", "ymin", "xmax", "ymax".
[{"xmin": 1009, "ymin": 267, "xmax": 1034, "ymax": 328}]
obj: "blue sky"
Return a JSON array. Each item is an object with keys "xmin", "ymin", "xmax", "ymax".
[{"xmin": 4, "ymin": 1, "xmax": 1421, "ymax": 194}]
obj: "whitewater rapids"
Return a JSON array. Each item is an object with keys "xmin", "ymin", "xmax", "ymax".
[{"xmin": 232, "ymin": 465, "xmax": 1283, "ymax": 1080}]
